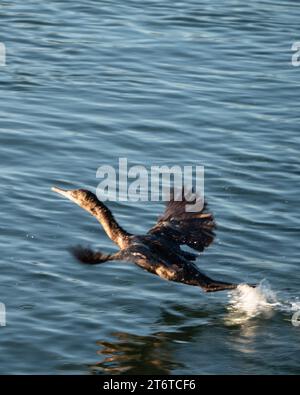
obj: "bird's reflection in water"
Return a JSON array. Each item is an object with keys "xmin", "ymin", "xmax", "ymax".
[
  {"xmin": 88, "ymin": 302, "xmax": 216, "ymax": 375},
  {"xmin": 88, "ymin": 299, "xmax": 260, "ymax": 374},
  {"xmin": 89, "ymin": 331, "xmax": 181, "ymax": 375}
]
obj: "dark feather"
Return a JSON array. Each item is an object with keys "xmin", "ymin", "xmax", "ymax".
[
  {"xmin": 148, "ymin": 188, "xmax": 216, "ymax": 252},
  {"xmin": 70, "ymin": 245, "xmax": 113, "ymax": 265}
]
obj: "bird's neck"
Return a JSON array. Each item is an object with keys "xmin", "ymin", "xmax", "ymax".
[{"xmin": 89, "ymin": 202, "xmax": 131, "ymax": 249}]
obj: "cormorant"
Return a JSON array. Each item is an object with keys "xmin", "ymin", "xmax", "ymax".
[{"xmin": 52, "ymin": 186, "xmax": 253, "ymax": 292}]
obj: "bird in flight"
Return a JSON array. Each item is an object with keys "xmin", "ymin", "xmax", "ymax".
[{"xmin": 52, "ymin": 186, "xmax": 252, "ymax": 292}]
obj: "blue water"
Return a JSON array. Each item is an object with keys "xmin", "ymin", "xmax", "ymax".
[{"xmin": 0, "ymin": 0, "xmax": 299, "ymax": 374}]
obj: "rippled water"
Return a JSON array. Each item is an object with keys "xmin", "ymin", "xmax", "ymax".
[{"xmin": 0, "ymin": 0, "xmax": 300, "ymax": 374}]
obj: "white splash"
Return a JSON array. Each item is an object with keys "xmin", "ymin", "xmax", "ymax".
[
  {"xmin": 289, "ymin": 300, "xmax": 300, "ymax": 313},
  {"xmin": 225, "ymin": 280, "xmax": 280, "ymax": 325}
]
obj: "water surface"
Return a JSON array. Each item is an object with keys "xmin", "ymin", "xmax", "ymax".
[{"xmin": 0, "ymin": 0, "xmax": 299, "ymax": 374}]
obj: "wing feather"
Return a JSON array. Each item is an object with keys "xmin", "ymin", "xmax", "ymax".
[{"xmin": 148, "ymin": 188, "xmax": 216, "ymax": 252}]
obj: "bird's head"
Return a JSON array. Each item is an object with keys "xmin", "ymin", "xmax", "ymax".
[{"xmin": 52, "ymin": 187, "xmax": 98, "ymax": 209}]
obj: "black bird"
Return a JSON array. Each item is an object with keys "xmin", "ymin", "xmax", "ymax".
[{"xmin": 52, "ymin": 186, "xmax": 250, "ymax": 292}]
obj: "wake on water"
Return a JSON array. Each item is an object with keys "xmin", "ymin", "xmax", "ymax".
[{"xmin": 225, "ymin": 279, "xmax": 300, "ymax": 325}]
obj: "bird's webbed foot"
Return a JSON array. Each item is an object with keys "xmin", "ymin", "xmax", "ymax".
[{"xmin": 202, "ymin": 282, "xmax": 238, "ymax": 293}]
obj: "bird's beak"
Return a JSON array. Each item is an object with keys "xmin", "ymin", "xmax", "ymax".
[{"xmin": 52, "ymin": 186, "xmax": 73, "ymax": 200}]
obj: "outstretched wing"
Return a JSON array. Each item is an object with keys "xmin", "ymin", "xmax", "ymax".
[
  {"xmin": 148, "ymin": 189, "xmax": 216, "ymax": 252},
  {"xmin": 70, "ymin": 245, "xmax": 117, "ymax": 265}
]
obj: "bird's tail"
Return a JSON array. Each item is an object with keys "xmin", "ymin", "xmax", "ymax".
[{"xmin": 70, "ymin": 246, "xmax": 116, "ymax": 265}]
